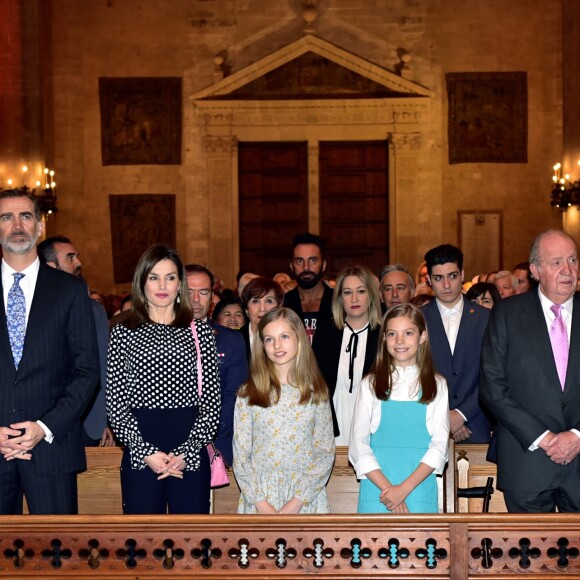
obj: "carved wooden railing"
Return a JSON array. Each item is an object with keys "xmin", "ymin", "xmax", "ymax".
[{"xmin": 1, "ymin": 514, "xmax": 580, "ymax": 578}]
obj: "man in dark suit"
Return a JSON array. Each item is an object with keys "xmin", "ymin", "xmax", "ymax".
[
  {"xmin": 0, "ymin": 190, "xmax": 99, "ymax": 514},
  {"xmin": 186, "ymin": 264, "xmax": 248, "ymax": 466},
  {"xmin": 37, "ymin": 235, "xmax": 114, "ymax": 447},
  {"xmin": 480, "ymin": 230, "xmax": 580, "ymax": 512},
  {"xmin": 422, "ymin": 244, "xmax": 491, "ymax": 443}
]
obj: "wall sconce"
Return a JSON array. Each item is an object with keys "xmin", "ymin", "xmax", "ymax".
[
  {"xmin": 550, "ymin": 161, "xmax": 580, "ymax": 210},
  {"xmin": 0, "ymin": 165, "xmax": 58, "ymax": 217}
]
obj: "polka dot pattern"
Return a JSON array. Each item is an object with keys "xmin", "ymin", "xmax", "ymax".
[{"xmin": 106, "ymin": 320, "xmax": 221, "ymax": 470}]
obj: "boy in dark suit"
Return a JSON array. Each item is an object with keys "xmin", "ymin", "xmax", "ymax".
[{"xmin": 422, "ymin": 244, "xmax": 491, "ymax": 443}]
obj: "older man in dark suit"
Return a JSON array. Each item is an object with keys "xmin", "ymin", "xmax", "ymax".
[
  {"xmin": 0, "ymin": 190, "xmax": 99, "ymax": 514},
  {"xmin": 481, "ymin": 230, "xmax": 580, "ymax": 512}
]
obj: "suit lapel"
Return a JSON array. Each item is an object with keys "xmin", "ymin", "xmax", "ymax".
[
  {"xmin": 20, "ymin": 265, "xmax": 56, "ymax": 364},
  {"xmin": 453, "ymin": 298, "xmax": 478, "ymax": 359},
  {"xmin": 0, "ymin": 277, "xmax": 14, "ymax": 368},
  {"xmin": 520, "ymin": 292, "xmax": 562, "ymax": 395},
  {"xmin": 564, "ymin": 293, "xmax": 580, "ymax": 392},
  {"xmin": 424, "ymin": 300, "xmax": 453, "ymax": 359}
]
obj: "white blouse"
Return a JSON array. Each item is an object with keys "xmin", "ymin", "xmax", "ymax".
[
  {"xmin": 333, "ymin": 324, "xmax": 369, "ymax": 446},
  {"xmin": 348, "ymin": 365, "xmax": 450, "ymax": 479}
]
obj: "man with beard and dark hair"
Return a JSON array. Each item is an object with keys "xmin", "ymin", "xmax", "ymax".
[
  {"xmin": 0, "ymin": 190, "xmax": 98, "ymax": 514},
  {"xmin": 283, "ymin": 232, "xmax": 334, "ymax": 343},
  {"xmin": 37, "ymin": 236, "xmax": 114, "ymax": 448}
]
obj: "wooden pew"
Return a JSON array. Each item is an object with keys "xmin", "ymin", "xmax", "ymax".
[{"xmin": 23, "ymin": 444, "xmax": 505, "ymax": 514}]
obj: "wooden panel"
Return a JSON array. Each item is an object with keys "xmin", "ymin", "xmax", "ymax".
[
  {"xmin": 3, "ymin": 514, "xmax": 580, "ymax": 577},
  {"xmin": 319, "ymin": 141, "xmax": 389, "ymax": 277},
  {"xmin": 238, "ymin": 142, "xmax": 308, "ymax": 276},
  {"xmin": 22, "ymin": 445, "xmax": 503, "ymax": 516}
]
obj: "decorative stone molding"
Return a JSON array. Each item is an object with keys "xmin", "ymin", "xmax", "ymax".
[
  {"xmin": 388, "ymin": 132, "xmax": 422, "ymax": 152},
  {"xmin": 202, "ymin": 135, "xmax": 237, "ymax": 154},
  {"xmin": 191, "ymin": 35, "xmax": 433, "ymax": 102}
]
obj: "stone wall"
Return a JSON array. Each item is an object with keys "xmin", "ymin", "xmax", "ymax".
[{"xmin": 44, "ymin": 0, "xmax": 563, "ymax": 292}]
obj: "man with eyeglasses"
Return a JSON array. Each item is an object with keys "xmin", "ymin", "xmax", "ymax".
[{"xmin": 283, "ymin": 232, "xmax": 334, "ymax": 343}]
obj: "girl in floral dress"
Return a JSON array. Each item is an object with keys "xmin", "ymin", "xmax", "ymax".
[{"xmin": 233, "ymin": 307, "xmax": 335, "ymax": 514}]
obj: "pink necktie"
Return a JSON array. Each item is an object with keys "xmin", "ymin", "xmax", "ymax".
[{"xmin": 550, "ymin": 304, "xmax": 568, "ymax": 390}]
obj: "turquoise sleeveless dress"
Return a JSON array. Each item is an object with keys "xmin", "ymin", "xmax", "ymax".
[{"xmin": 357, "ymin": 397, "xmax": 437, "ymax": 513}]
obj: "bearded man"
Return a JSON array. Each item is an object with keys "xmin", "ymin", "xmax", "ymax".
[
  {"xmin": 283, "ymin": 232, "xmax": 334, "ymax": 343},
  {"xmin": 0, "ymin": 190, "xmax": 98, "ymax": 514}
]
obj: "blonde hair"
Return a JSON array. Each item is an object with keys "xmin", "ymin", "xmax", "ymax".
[
  {"xmin": 239, "ymin": 307, "xmax": 329, "ymax": 407},
  {"xmin": 331, "ymin": 265, "xmax": 382, "ymax": 330}
]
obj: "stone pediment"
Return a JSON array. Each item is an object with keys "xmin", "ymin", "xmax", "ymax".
[{"xmin": 192, "ymin": 35, "xmax": 432, "ymax": 101}]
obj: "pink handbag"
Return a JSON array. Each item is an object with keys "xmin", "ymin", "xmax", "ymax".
[{"xmin": 190, "ymin": 320, "xmax": 229, "ymax": 488}]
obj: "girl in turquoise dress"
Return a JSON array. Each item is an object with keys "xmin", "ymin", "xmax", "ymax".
[
  {"xmin": 233, "ymin": 307, "xmax": 335, "ymax": 514},
  {"xmin": 349, "ymin": 303, "xmax": 450, "ymax": 513}
]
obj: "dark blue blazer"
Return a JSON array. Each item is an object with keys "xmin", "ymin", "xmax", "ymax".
[
  {"xmin": 0, "ymin": 263, "xmax": 99, "ymax": 476},
  {"xmin": 423, "ymin": 297, "xmax": 491, "ymax": 443},
  {"xmin": 82, "ymin": 300, "xmax": 110, "ymax": 440},
  {"xmin": 211, "ymin": 323, "xmax": 248, "ymax": 466}
]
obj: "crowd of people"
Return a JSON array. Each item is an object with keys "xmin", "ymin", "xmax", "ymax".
[{"xmin": 1, "ymin": 188, "xmax": 579, "ymax": 516}]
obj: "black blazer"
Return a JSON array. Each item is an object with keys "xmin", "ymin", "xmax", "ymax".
[
  {"xmin": 312, "ymin": 319, "xmax": 380, "ymax": 436},
  {"xmin": 480, "ymin": 291, "xmax": 580, "ymax": 491},
  {"xmin": 0, "ymin": 263, "xmax": 99, "ymax": 476}
]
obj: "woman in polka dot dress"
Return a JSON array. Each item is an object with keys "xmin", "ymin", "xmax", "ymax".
[{"xmin": 107, "ymin": 245, "xmax": 220, "ymax": 514}]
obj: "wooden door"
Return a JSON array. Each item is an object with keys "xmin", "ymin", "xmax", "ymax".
[
  {"xmin": 319, "ymin": 141, "xmax": 389, "ymax": 277},
  {"xmin": 238, "ymin": 142, "xmax": 308, "ymax": 276}
]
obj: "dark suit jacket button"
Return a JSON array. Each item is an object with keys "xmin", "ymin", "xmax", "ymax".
[
  {"xmin": 13, "ymin": 381, "xmax": 19, "ymax": 387},
  {"xmin": 8, "ymin": 409, "xmax": 15, "ymax": 414},
  {"xmin": 452, "ymin": 372, "xmax": 458, "ymax": 376},
  {"xmin": 562, "ymin": 403, "xmax": 568, "ymax": 409},
  {"xmin": 453, "ymin": 394, "xmax": 458, "ymax": 399}
]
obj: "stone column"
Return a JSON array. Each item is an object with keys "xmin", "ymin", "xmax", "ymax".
[
  {"xmin": 387, "ymin": 132, "xmax": 422, "ymax": 264},
  {"xmin": 203, "ymin": 135, "xmax": 238, "ymax": 284}
]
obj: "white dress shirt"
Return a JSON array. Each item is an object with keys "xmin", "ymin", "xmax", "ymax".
[
  {"xmin": 2, "ymin": 257, "xmax": 40, "ymax": 325},
  {"xmin": 2, "ymin": 257, "xmax": 53, "ymax": 442},
  {"xmin": 349, "ymin": 365, "xmax": 450, "ymax": 479},
  {"xmin": 531, "ymin": 287, "xmax": 578, "ymax": 450},
  {"xmin": 436, "ymin": 297, "xmax": 464, "ymax": 355}
]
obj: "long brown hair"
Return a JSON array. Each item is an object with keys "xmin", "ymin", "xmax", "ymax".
[
  {"xmin": 124, "ymin": 244, "xmax": 193, "ymax": 329},
  {"xmin": 238, "ymin": 307, "xmax": 329, "ymax": 407},
  {"xmin": 370, "ymin": 303, "xmax": 437, "ymax": 403}
]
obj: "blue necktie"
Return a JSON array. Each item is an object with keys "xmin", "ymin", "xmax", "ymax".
[{"xmin": 7, "ymin": 273, "xmax": 26, "ymax": 368}]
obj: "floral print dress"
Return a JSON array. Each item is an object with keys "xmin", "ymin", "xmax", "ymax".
[{"xmin": 233, "ymin": 384, "xmax": 335, "ymax": 513}]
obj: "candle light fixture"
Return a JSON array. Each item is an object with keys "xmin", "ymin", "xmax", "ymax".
[
  {"xmin": 550, "ymin": 161, "xmax": 580, "ymax": 210},
  {"xmin": 0, "ymin": 165, "xmax": 58, "ymax": 217}
]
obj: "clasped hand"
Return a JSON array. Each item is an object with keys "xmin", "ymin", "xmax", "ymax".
[
  {"xmin": 0, "ymin": 422, "xmax": 44, "ymax": 460},
  {"xmin": 380, "ymin": 484, "xmax": 409, "ymax": 513},
  {"xmin": 144, "ymin": 451, "xmax": 186, "ymax": 479},
  {"xmin": 541, "ymin": 431, "xmax": 580, "ymax": 465}
]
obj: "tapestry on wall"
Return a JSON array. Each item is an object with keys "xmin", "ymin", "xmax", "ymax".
[
  {"xmin": 446, "ymin": 72, "xmax": 527, "ymax": 164},
  {"xmin": 109, "ymin": 194, "xmax": 176, "ymax": 284},
  {"xmin": 99, "ymin": 77, "xmax": 182, "ymax": 165}
]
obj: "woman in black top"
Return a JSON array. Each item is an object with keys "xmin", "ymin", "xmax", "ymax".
[
  {"xmin": 312, "ymin": 265, "xmax": 382, "ymax": 443},
  {"xmin": 107, "ymin": 245, "xmax": 220, "ymax": 514}
]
